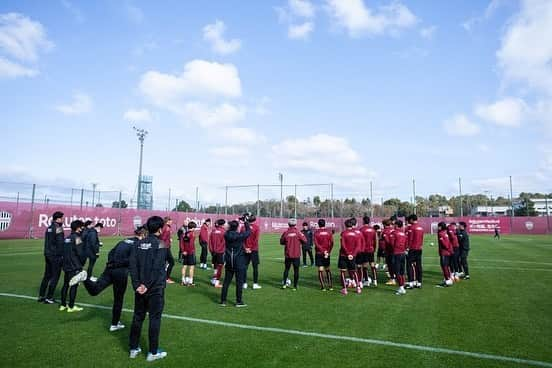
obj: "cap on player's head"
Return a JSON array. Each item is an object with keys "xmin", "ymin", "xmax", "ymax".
[
  {"xmin": 204, "ymin": 218, "xmax": 211, "ymax": 224},
  {"xmin": 318, "ymin": 218, "xmax": 326, "ymax": 228},
  {"xmin": 438, "ymin": 221, "xmax": 447, "ymax": 231},
  {"xmin": 94, "ymin": 222, "xmax": 104, "ymax": 228},
  {"xmin": 363, "ymin": 215, "xmax": 370, "ymax": 225},
  {"xmin": 395, "ymin": 219, "xmax": 403, "ymax": 228},
  {"xmin": 288, "ymin": 218, "xmax": 297, "ymax": 227},
  {"xmin": 52, "ymin": 211, "xmax": 64, "ymax": 221},
  {"xmin": 215, "ymin": 219, "xmax": 226, "ymax": 227},
  {"xmin": 146, "ymin": 216, "xmax": 165, "ymax": 234},
  {"xmin": 228, "ymin": 220, "xmax": 239, "ymax": 231},
  {"xmin": 70, "ymin": 219, "xmax": 84, "ymax": 232}
]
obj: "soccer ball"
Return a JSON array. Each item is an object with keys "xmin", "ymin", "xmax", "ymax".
[
  {"xmin": 430, "ymin": 242, "xmax": 434, "ymax": 246},
  {"xmin": 285, "ymin": 278, "xmax": 291, "ymax": 286}
]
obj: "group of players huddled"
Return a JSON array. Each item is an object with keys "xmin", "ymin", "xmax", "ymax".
[{"xmin": 36, "ymin": 210, "xmax": 471, "ymax": 361}]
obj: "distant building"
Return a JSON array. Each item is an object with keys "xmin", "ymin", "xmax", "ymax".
[
  {"xmin": 429, "ymin": 205, "xmax": 454, "ymax": 217},
  {"xmin": 531, "ymin": 198, "xmax": 552, "ymax": 216},
  {"xmin": 471, "ymin": 206, "xmax": 511, "ymax": 217}
]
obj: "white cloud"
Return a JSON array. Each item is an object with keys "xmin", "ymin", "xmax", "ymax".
[
  {"xmin": 497, "ymin": 0, "xmax": 552, "ymax": 96},
  {"xmin": 139, "ymin": 60, "xmax": 241, "ymax": 112},
  {"xmin": 0, "ymin": 56, "xmax": 37, "ymax": 78},
  {"xmin": 277, "ymin": 0, "xmax": 317, "ymax": 40},
  {"xmin": 182, "ymin": 102, "xmax": 245, "ymax": 127},
  {"xmin": 475, "ymin": 97, "xmax": 527, "ymax": 127},
  {"xmin": 288, "ymin": 22, "xmax": 314, "ymax": 39},
  {"xmin": 463, "ymin": 0, "xmax": 504, "ymax": 32},
  {"xmin": 272, "ymin": 134, "xmax": 369, "ymax": 177},
  {"xmin": 326, "ymin": 0, "xmax": 418, "ymax": 37},
  {"xmin": 209, "ymin": 145, "xmax": 249, "ymax": 158},
  {"xmin": 289, "ymin": 0, "xmax": 316, "ymax": 18},
  {"xmin": 123, "ymin": 108, "xmax": 152, "ymax": 123},
  {"xmin": 443, "ymin": 114, "xmax": 480, "ymax": 136},
  {"xmin": 0, "ymin": 12, "xmax": 52, "ymax": 78},
  {"xmin": 219, "ymin": 127, "xmax": 265, "ymax": 145},
  {"xmin": 420, "ymin": 25, "xmax": 436, "ymax": 39},
  {"xmin": 55, "ymin": 92, "xmax": 92, "ymax": 115},
  {"xmin": 203, "ymin": 20, "xmax": 241, "ymax": 55}
]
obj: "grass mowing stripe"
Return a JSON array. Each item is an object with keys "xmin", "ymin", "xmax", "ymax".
[
  {"xmin": 1, "ymin": 292, "xmax": 551, "ymax": 368},
  {"xmin": 0, "ymin": 252, "xmax": 43, "ymax": 257}
]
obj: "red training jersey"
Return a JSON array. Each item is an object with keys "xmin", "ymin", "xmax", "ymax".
[
  {"xmin": 244, "ymin": 222, "xmax": 260, "ymax": 251},
  {"xmin": 179, "ymin": 230, "xmax": 195, "ymax": 254},
  {"xmin": 209, "ymin": 227, "xmax": 225, "ymax": 254},
  {"xmin": 382, "ymin": 227, "xmax": 395, "ymax": 252},
  {"xmin": 447, "ymin": 224, "xmax": 459, "ymax": 248},
  {"xmin": 160, "ymin": 224, "xmax": 172, "ymax": 247},
  {"xmin": 438, "ymin": 229, "xmax": 453, "ymax": 256},
  {"xmin": 392, "ymin": 228, "xmax": 407, "ymax": 254},
  {"xmin": 314, "ymin": 228, "xmax": 334, "ymax": 254},
  {"xmin": 199, "ymin": 223, "xmax": 209, "ymax": 244},
  {"xmin": 340, "ymin": 229, "xmax": 359, "ymax": 257},
  {"xmin": 359, "ymin": 225, "xmax": 376, "ymax": 253},
  {"xmin": 280, "ymin": 227, "xmax": 307, "ymax": 259},
  {"xmin": 408, "ymin": 222, "xmax": 424, "ymax": 250}
]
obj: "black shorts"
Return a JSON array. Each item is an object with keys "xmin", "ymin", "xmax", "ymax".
[
  {"xmin": 338, "ymin": 256, "xmax": 356, "ymax": 270},
  {"xmin": 377, "ymin": 247, "xmax": 385, "ymax": 258},
  {"xmin": 245, "ymin": 251, "xmax": 260, "ymax": 266},
  {"xmin": 315, "ymin": 253, "xmax": 331, "ymax": 268},
  {"xmin": 211, "ymin": 252, "xmax": 224, "ymax": 266},
  {"xmin": 284, "ymin": 257, "xmax": 300, "ymax": 268},
  {"xmin": 356, "ymin": 252, "xmax": 368, "ymax": 264},
  {"xmin": 366, "ymin": 252, "xmax": 375, "ymax": 263},
  {"xmin": 181, "ymin": 254, "xmax": 196, "ymax": 266}
]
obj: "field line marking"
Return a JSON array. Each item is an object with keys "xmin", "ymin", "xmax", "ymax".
[
  {"xmin": 1, "ymin": 293, "xmax": 551, "ymax": 368},
  {"xmin": 423, "ymin": 257, "xmax": 552, "ymax": 266}
]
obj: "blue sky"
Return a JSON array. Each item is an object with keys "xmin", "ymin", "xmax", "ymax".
[{"xmin": 1, "ymin": 0, "xmax": 551, "ymax": 207}]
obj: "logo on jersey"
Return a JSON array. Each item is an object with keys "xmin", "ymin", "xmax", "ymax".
[
  {"xmin": 0, "ymin": 211, "xmax": 12, "ymax": 232},
  {"xmin": 139, "ymin": 243, "xmax": 152, "ymax": 250}
]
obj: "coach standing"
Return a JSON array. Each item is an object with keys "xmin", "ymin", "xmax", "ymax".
[
  {"xmin": 129, "ymin": 216, "xmax": 169, "ymax": 361},
  {"xmin": 199, "ymin": 218, "xmax": 211, "ymax": 270},
  {"xmin": 457, "ymin": 222, "xmax": 470, "ymax": 280},
  {"xmin": 38, "ymin": 211, "xmax": 65, "ymax": 304},
  {"xmin": 220, "ymin": 216, "xmax": 251, "ymax": 307},
  {"xmin": 84, "ymin": 222, "xmax": 103, "ymax": 279},
  {"xmin": 160, "ymin": 217, "xmax": 175, "ymax": 283}
]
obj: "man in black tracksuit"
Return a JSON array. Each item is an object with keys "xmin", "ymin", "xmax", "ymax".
[
  {"xmin": 129, "ymin": 216, "xmax": 169, "ymax": 362},
  {"xmin": 301, "ymin": 222, "xmax": 314, "ymax": 267},
  {"xmin": 220, "ymin": 217, "xmax": 251, "ymax": 307},
  {"xmin": 38, "ymin": 211, "xmax": 65, "ymax": 304},
  {"xmin": 457, "ymin": 221, "xmax": 470, "ymax": 280},
  {"xmin": 60, "ymin": 220, "xmax": 86, "ymax": 312},
  {"xmin": 84, "ymin": 222, "xmax": 103, "ymax": 277},
  {"xmin": 83, "ymin": 227, "xmax": 146, "ymax": 331}
]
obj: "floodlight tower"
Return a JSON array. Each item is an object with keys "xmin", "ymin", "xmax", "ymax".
[{"xmin": 133, "ymin": 126, "xmax": 148, "ymax": 209}]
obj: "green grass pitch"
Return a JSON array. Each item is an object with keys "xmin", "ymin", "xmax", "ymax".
[{"xmin": 0, "ymin": 234, "xmax": 551, "ymax": 367}]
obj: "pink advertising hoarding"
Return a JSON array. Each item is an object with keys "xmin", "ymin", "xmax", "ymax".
[{"xmin": 0, "ymin": 201, "xmax": 549, "ymax": 239}]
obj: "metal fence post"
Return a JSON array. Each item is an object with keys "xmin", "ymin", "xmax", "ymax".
[
  {"xmin": 80, "ymin": 188, "xmax": 84, "ymax": 210},
  {"xmin": 118, "ymin": 191, "xmax": 122, "ymax": 236},
  {"xmin": 28, "ymin": 184, "xmax": 36, "ymax": 239}
]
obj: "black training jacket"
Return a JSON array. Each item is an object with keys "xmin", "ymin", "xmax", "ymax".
[
  {"xmin": 224, "ymin": 222, "xmax": 251, "ymax": 270},
  {"xmin": 457, "ymin": 229, "xmax": 470, "ymax": 251},
  {"xmin": 106, "ymin": 237, "xmax": 138, "ymax": 269},
  {"xmin": 84, "ymin": 228, "xmax": 101, "ymax": 258},
  {"xmin": 63, "ymin": 232, "xmax": 84, "ymax": 273},
  {"xmin": 129, "ymin": 234, "xmax": 168, "ymax": 292},
  {"xmin": 44, "ymin": 222, "xmax": 65, "ymax": 258}
]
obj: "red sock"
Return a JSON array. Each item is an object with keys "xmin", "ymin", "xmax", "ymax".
[
  {"xmin": 216, "ymin": 264, "xmax": 223, "ymax": 280},
  {"xmin": 340, "ymin": 271, "xmax": 347, "ymax": 288},
  {"xmin": 318, "ymin": 271, "xmax": 325, "ymax": 288}
]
